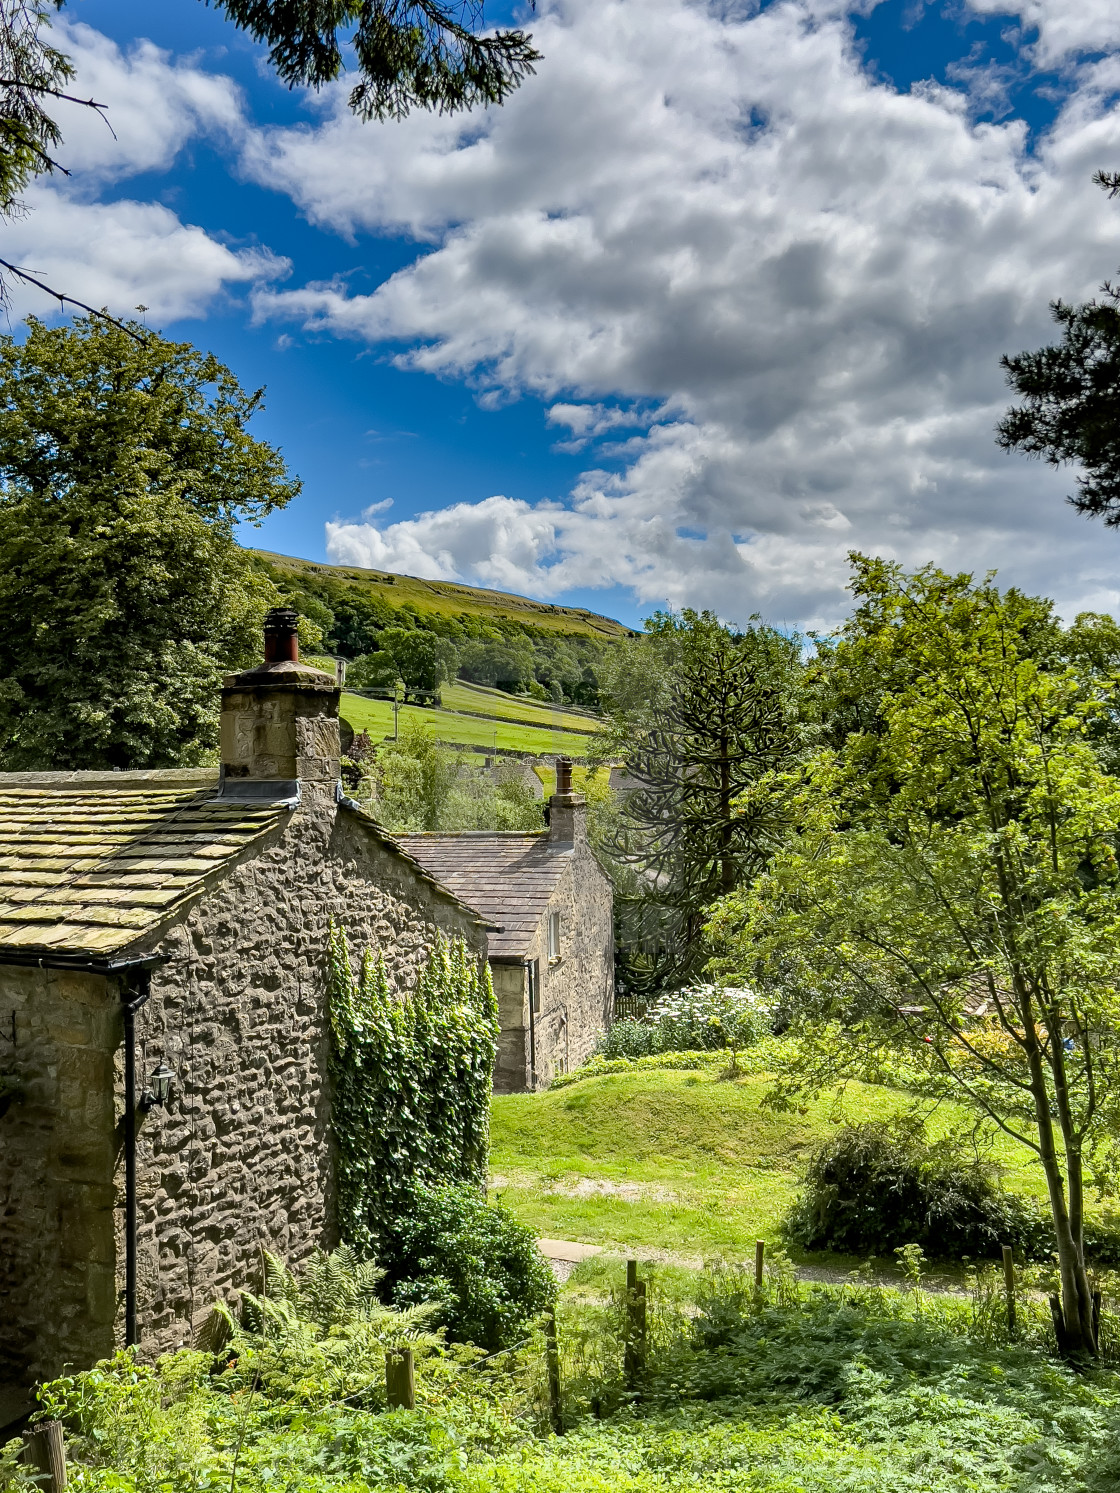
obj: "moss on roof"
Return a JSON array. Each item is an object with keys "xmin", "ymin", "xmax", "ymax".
[{"xmin": 0, "ymin": 771, "xmax": 286, "ymax": 958}]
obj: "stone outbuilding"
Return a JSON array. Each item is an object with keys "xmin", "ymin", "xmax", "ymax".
[
  {"xmin": 398, "ymin": 763, "xmax": 614, "ymax": 1092},
  {"xmin": 0, "ymin": 611, "xmax": 488, "ymax": 1394}
]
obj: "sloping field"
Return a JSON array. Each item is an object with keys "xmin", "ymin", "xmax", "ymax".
[
  {"xmin": 341, "ymin": 690, "xmax": 598, "ymax": 757},
  {"xmin": 255, "ymin": 549, "xmax": 632, "ymax": 641},
  {"xmin": 441, "ymin": 679, "xmax": 602, "ymax": 734}
]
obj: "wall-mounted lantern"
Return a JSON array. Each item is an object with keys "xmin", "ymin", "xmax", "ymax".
[{"xmin": 141, "ymin": 1061, "xmax": 175, "ymax": 1110}]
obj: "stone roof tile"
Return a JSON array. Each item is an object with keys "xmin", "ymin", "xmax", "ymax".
[
  {"xmin": 0, "ymin": 771, "xmax": 286, "ymax": 960},
  {"xmin": 395, "ymin": 832, "xmax": 570, "ymax": 959}
]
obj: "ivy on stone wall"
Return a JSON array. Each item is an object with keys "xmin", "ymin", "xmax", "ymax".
[{"xmin": 327, "ymin": 923, "xmax": 499, "ymax": 1253}]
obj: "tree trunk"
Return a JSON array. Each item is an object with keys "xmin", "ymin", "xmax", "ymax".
[{"xmin": 1024, "ymin": 1026, "xmax": 1096, "ymax": 1355}]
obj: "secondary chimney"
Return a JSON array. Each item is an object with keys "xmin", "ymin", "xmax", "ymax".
[
  {"xmin": 548, "ymin": 756, "xmax": 586, "ymax": 846},
  {"xmin": 219, "ymin": 608, "xmax": 340, "ymax": 801}
]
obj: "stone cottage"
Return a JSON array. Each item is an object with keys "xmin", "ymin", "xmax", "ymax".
[
  {"xmin": 0, "ymin": 610, "xmax": 488, "ymax": 1392},
  {"xmin": 398, "ymin": 762, "xmax": 614, "ymax": 1092}
]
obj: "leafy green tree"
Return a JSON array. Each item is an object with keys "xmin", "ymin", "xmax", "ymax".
[
  {"xmin": 997, "ymin": 170, "xmax": 1120, "ymax": 525},
  {"xmin": 709, "ymin": 558, "xmax": 1120, "ymax": 1358},
  {"xmin": 370, "ymin": 719, "xmax": 543, "ymax": 833},
  {"xmin": 0, "ymin": 315, "xmax": 297, "ymax": 768},
  {"xmin": 598, "ymin": 608, "xmax": 802, "ymax": 994}
]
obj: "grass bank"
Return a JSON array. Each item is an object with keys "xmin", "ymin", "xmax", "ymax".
[{"xmin": 490, "ymin": 1064, "xmax": 1049, "ymax": 1263}]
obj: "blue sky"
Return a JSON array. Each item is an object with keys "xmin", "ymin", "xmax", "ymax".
[{"xmin": 14, "ymin": 1, "xmax": 1120, "ymax": 630}]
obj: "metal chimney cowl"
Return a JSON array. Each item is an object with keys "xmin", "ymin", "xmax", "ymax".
[{"xmin": 219, "ymin": 607, "xmax": 341, "ymax": 800}]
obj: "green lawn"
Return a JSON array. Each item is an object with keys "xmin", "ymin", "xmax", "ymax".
[
  {"xmin": 490, "ymin": 1066, "xmax": 1049, "ymax": 1263},
  {"xmin": 340, "ymin": 690, "xmax": 597, "ymax": 757}
]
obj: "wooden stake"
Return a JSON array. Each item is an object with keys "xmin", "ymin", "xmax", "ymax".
[
  {"xmin": 1002, "ymin": 1246, "xmax": 1016, "ymax": 1338},
  {"xmin": 624, "ymin": 1262, "xmax": 647, "ymax": 1389},
  {"xmin": 21, "ymin": 1421, "xmax": 67, "ymax": 1492},
  {"xmin": 385, "ymin": 1347, "xmax": 415, "ymax": 1410},
  {"xmin": 1092, "ymin": 1288, "xmax": 1102, "ymax": 1351},
  {"xmin": 544, "ymin": 1308, "xmax": 563, "ymax": 1435},
  {"xmin": 754, "ymin": 1239, "xmax": 765, "ymax": 1292},
  {"xmin": 1049, "ymin": 1293, "xmax": 1066, "ymax": 1355}
]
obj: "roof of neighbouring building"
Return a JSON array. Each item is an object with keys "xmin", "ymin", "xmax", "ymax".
[
  {"xmin": 0, "ymin": 771, "xmax": 287, "ymax": 959},
  {"xmin": 395, "ymin": 832, "xmax": 571, "ymax": 959}
]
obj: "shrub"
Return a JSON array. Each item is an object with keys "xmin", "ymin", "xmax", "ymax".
[
  {"xmin": 597, "ymin": 985, "xmax": 772, "ymax": 1060},
  {"xmin": 596, "ymin": 1017, "xmax": 656, "ymax": 1059},
  {"xmin": 379, "ymin": 1182, "xmax": 557, "ymax": 1351},
  {"xmin": 786, "ymin": 1121, "xmax": 1055, "ymax": 1260}
]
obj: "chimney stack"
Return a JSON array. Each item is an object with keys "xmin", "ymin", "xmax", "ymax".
[
  {"xmin": 219, "ymin": 608, "xmax": 340, "ymax": 801},
  {"xmin": 263, "ymin": 606, "xmax": 300, "ymax": 664},
  {"xmin": 548, "ymin": 757, "xmax": 586, "ymax": 846}
]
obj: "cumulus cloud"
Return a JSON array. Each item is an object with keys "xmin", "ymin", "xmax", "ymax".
[
  {"xmin": 50, "ymin": 20, "xmax": 244, "ymax": 181},
  {"xmin": 244, "ymin": 0, "xmax": 1120, "ymax": 625},
  {"xmin": 4, "ymin": 20, "xmax": 281, "ymax": 323},
  {"xmin": 965, "ymin": 0, "xmax": 1120, "ymax": 65}
]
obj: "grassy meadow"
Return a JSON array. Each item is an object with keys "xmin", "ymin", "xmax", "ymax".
[
  {"xmin": 490, "ymin": 1059, "xmax": 1052, "ymax": 1266},
  {"xmin": 340, "ymin": 688, "xmax": 598, "ymax": 758}
]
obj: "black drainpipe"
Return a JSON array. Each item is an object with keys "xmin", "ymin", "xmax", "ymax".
[
  {"xmin": 118, "ymin": 969, "xmax": 152, "ymax": 1347},
  {"xmin": 0, "ymin": 949, "xmax": 167, "ymax": 1350}
]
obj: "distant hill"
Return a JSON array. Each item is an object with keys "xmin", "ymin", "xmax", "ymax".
[{"xmin": 252, "ymin": 550, "xmax": 632, "ymax": 643}]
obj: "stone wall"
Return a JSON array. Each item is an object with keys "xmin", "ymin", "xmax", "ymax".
[
  {"xmin": 124, "ymin": 791, "xmax": 486, "ymax": 1361},
  {"xmin": 532, "ymin": 835, "xmax": 614, "ymax": 1086},
  {"xmin": 0, "ymin": 965, "xmax": 118, "ymax": 1385},
  {"xmin": 491, "ymin": 962, "xmax": 530, "ymax": 1093}
]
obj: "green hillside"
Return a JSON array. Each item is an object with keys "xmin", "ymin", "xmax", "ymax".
[
  {"xmin": 254, "ymin": 549, "xmax": 632, "ymax": 642},
  {"xmin": 341, "ymin": 689, "xmax": 598, "ymax": 758}
]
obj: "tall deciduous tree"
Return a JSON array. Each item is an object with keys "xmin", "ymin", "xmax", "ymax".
[
  {"xmin": 709, "ymin": 557, "xmax": 1120, "ymax": 1358},
  {"xmin": 598, "ymin": 609, "xmax": 802, "ymax": 994},
  {"xmin": 0, "ymin": 315, "xmax": 298, "ymax": 768}
]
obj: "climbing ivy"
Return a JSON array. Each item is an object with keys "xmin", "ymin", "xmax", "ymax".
[{"xmin": 327, "ymin": 923, "xmax": 499, "ymax": 1253}]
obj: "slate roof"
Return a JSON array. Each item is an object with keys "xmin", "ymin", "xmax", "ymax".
[
  {"xmin": 0, "ymin": 770, "xmax": 286, "ymax": 959},
  {"xmin": 395, "ymin": 832, "xmax": 569, "ymax": 959}
]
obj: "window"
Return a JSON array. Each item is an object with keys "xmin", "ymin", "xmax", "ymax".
[{"xmin": 547, "ymin": 911, "xmax": 561, "ymax": 962}]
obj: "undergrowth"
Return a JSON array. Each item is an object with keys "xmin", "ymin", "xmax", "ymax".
[{"xmin": 7, "ymin": 1257, "xmax": 1120, "ymax": 1492}]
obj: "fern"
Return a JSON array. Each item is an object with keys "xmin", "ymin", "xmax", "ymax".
[{"xmin": 197, "ymin": 1246, "xmax": 443, "ymax": 1407}]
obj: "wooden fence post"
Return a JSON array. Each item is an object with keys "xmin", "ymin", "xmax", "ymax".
[
  {"xmin": 544, "ymin": 1308, "xmax": 563, "ymax": 1435},
  {"xmin": 1002, "ymin": 1246, "xmax": 1016, "ymax": 1338},
  {"xmin": 754, "ymin": 1240, "xmax": 765, "ymax": 1294},
  {"xmin": 624, "ymin": 1259, "xmax": 647, "ymax": 1389},
  {"xmin": 1092, "ymin": 1288, "xmax": 1102, "ymax": 1352},
  {"xmin": 21, "ymin": 1421, "xmax": 67, "ymax": 1492},
  {"xmin": 385, "ymin": 1347, "xmax": 415, "ymax": 1410}
]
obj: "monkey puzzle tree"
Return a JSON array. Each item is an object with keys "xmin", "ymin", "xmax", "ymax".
[
  {"xmin": 597, "ymin": 609, "xmax": 803, "ymax": 994},
  {"xmin": 708, "ymin": 557, "xmax": 1120, "ymax": 1358}
]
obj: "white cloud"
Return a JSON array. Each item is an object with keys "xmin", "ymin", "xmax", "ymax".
[
  {"xmin": 247, "ymin": 0, "xmax": 1120, "ymax": 626},
  {"xmin": 50, "ymin": 20, "xmax": 244, "ymax": 181},
  {"xmin": 965, "ymin": 1, "xmax": 1120, "ymax": 65},
  {"xmin": 3, "ymin": 190, "xmax": 286, "ymax": 324},
  {"xmin": 2, "ymin": 19, "xmax": 281, "ymax": 323}
]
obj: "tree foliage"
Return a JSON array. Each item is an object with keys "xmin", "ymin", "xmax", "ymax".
[
  {"xmin": 598, "ymin": 609, "xmax": 803, "ymax": 994},
  {"xmin": 997, "ymin": 169, "xmax": 1120, "ymax": 526},
  {"xmin": 708, "ymin": 556, "xmax": 1120, "ymax": 1357},
  {"xmin": 0, "ymin": 315, "xmax": 296, "ymax": 768},
  {"xmin": 210, "ymin": 0, "xmax": 540, "ymax": 120}
]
